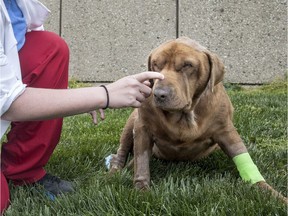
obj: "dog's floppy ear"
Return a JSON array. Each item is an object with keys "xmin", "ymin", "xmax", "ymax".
[
  {"xmin": 148, "ymin": 53, "xmax": 152, "ymax": 71},
  {"xmin": 147, "ymin": 54, "xmax": 154, "ymax": 87},
  {"xmin": 204, "ymin": 50, "xmax": 225, "ymax": 92}
]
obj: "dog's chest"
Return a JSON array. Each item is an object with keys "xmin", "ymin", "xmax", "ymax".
[
  {"xmin": 148, "ymin": 120, "xmax": 215, "ymax": 161},
  {"xmin": 140, "ymin": 106, "xmax": 217, "ymax": 160},
  {"xmin": 146, "ymin": 110, "xmax": 200, "ymax": 142},
  {"xmin": 152, "ymin": 135, "xmax": 215, "ymax": 161}
]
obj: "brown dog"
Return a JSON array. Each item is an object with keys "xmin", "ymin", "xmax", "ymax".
[{"xmin": 108, "ymin": 37, "xmax": 287, "ymax": 204}]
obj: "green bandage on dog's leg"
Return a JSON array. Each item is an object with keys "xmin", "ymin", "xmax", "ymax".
[{"xmin": 232, "ymin": 152, "xmax": 265, "ymax": 184}]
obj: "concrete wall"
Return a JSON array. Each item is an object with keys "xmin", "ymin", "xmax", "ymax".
[
  {"xmin": 42, "ymin": 0, "xmax": 60, "ymax": 34},
  {"xmin": 42, "ymin": 0, "xmax": 287, "ymax": 84}
]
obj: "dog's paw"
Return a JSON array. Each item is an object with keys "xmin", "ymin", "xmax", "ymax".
[
  {"xmin": 134, "ymin": 180, "xmax": 150, "ymax": 191},
  {"xmin": 106, "ymin": 154, "xmax": 126, "ymax": 173}
]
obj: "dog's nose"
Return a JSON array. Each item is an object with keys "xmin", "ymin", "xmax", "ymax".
[{"xmin": 154, "ymin": 87, "xmax": 171, "ymax": 101}]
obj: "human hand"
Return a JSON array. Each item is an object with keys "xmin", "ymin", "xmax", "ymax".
[
  {"xmin": 89, "ymin": 109, "xmax": 105, "ymax": 125},
  {"xmin": 105, "ymin": 72, "xmax": 164, "ymax": 108}
]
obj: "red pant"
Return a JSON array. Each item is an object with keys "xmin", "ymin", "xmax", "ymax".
[{"xmin": 1, "ymin": 31, "xmax": 69, "ymax": 213}]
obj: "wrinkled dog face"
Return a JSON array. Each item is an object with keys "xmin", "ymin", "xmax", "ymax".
[{"xmin": 148, "ymin": 37, "xmax": 215, "ymax": 112}]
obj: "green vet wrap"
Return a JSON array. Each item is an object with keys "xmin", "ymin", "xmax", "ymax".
[{"xmin": 232, "ymin": 152, "xmax": 265, "ymax": 184}]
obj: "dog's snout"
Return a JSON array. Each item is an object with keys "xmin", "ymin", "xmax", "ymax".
[{"xmin": 154, "ymin": 87, "xmax": 171, "ymax": 101}]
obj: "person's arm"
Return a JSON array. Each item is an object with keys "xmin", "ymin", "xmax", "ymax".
[{"xmin": 1, "ymin": 72, "xmax": 164, "ymax": 122}]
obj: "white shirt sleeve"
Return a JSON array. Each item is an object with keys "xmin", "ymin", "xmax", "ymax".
[
  {"xmin": 0, "ymin": 43, "xmax": 26, "ymax": 116},
  {"xmin": 0, "ymin": 0, "xmax": 50, "ymax": 138},
  {"xmin": 0, "ymin": 3, "xmax": 26, "ymax": 137}
]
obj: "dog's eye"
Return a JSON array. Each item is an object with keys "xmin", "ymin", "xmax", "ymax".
[{"xmin": 183, "ymin": 63, "xmax": 193, "ymax": 68}]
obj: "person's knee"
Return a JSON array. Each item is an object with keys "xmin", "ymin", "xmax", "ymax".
[
  {"xmin": 50, "ymin": 32, "xmax": 70, "ymax": 60},
  {"xmin": 44, "ymin": 32, "xmax": 69, "ymax": 87}
]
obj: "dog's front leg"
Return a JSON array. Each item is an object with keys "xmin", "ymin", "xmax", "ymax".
[
  {"xmin": 215, "ymin": 128, "xmax": 288, "ymax": 204},
  {"xmin": 109, "ymin": 111, "xmax": 137, "ymax": 173},
  {"xmin": 133, "ymin": 120, "xmax": 153, "ymax": 190}
]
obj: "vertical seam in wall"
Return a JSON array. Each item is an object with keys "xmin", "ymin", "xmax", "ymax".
[
  {"xmin": 59, "ymin": 0, "xmax": 62, "ymax": 36},
  {"xmin": 176, "ymin": 0, "xmax": 179, "ymax": 38}
]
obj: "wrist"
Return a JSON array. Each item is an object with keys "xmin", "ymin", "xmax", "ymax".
[{"xmin": 100, "ymin": 85, "xmax": 109, "ymax": 109}]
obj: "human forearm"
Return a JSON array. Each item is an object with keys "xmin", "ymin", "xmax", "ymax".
[
  {"xmin": 1, "ymin": 72, "xmax": 164, "ymax": 122},
  {"xmin": 1, "ymin": 86, "xmax": 107, "ymax": 121}
]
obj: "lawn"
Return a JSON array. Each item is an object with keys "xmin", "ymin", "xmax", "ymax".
[{"xmin": 3, "ymin": 81, "xmax": 287, "ymax": 216}]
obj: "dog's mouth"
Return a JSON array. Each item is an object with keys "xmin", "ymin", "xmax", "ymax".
[
  {"xmin": 155, "ymin": 103, "xmax": 190, "ymax": 112},
  {"xmin": 153, "ymin": 87, "xmax": 190, "ymax": 112}
]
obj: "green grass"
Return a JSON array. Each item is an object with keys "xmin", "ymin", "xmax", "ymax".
[{"xmin": 4, "ymin": 81, "xmax": 288, "ymax": 216}]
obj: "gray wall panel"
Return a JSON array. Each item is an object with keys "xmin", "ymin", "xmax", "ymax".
[
  {"xmin": 40, "ymin": 0, "xmax": 287, "ymax": 84},
  {"xmin": 179, "ymin": 0, "xmax": 287, "ymax": 84},
  {"xmin": 62, "ymin": 0, "xmax": 176, "ymax": 82},
  {"xmin": 41, "ymin": 0, "xmax": 60, "ymax": 34}
]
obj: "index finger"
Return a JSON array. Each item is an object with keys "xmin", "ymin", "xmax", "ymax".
[{"xmin": 133, "ymin": 72, "xmax": 164, "ymax": 83}]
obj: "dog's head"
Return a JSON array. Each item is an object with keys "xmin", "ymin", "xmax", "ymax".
[{"xmin": 148, "ymin": 37, "xmax": 225, "ymax": 112}]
